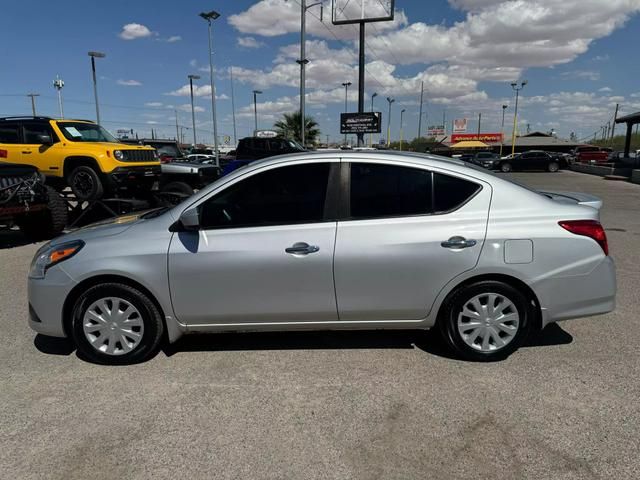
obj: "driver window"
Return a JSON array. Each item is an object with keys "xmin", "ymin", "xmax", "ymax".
[{"xmin": 199, "ymin": 163, "xmax": 331, "ymax": 229}]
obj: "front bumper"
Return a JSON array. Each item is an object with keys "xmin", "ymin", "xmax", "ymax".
[
  {"xmin": 536, "ymin": 256, "xmax": 616, "ymax": 328},
  {"xmin": 107, "ymin": 165, "xmax": 162, "ymax": 190},
  {"xmin": 27, "ymin": 266, "xmax": 77, "ymax": 338}
]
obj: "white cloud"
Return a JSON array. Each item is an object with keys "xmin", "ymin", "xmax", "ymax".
[
  {"xmin": 144, "ymin": 102, "xmax": 164, "ymax": 107},
  {"xmin": 237, "ymin": 36, "xmax": 265, "ymax": 48},
  {"xmin": 166, "ymin": 35, "xmax": 181, "ymax": 43},
  {"xmin": 599, "ymin": 87, "xmax": 613, "ymax": 92},
  {"xmin": 176, "ymin": 104, "xmax": 205, "ymax": 113},
  {"xmin": 560, "ymin": 70, "xmax": 601, "ymax": 81},
  {"xmin": 189, "ymin": 59, "xmax": 198, "ymax": 67},
  {"xmin": 118, "ymin": 23, "xmax": 153, "ymax": 40},
  {"xmin": 165, "ymin": 84, "xmax": 229, "ymax": 100},
  {"xmin": 117, "ymin": 79, "xmax": 142, "ymax": 86}
]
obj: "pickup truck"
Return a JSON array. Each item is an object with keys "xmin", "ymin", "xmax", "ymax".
[{"xmin": 572, "ymin": 146, "xmax": 609, "ymax": 164}]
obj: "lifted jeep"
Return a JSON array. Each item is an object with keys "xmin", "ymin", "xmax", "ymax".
[
  {"xmin": 0, "ymin": 162, "xmax": 67, "ymax": 239},
  {"xmin": 0, "ymin": 117, "xmax": 160, "ymax": 201}
]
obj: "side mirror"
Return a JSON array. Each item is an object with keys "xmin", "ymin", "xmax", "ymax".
[
  {"xmin": 38, "ymin": 134, "xmax": 53, "ymax": 145},
  {"xmin": 178, "ymin": 206, "xmax": 200, "ymax": 231}
]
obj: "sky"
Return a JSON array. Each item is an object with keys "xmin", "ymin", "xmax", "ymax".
[{"xmin": 2, "ymin": 0, "xmax": 640, "ymax": 145}]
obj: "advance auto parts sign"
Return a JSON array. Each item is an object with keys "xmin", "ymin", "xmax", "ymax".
[
  {"xmin": 451, "ymin": 133, "xmax": 504, "ymax": 143},
  {"xmin": 340, "ymin": 112, "xmax": 382, "ymax": 134}
]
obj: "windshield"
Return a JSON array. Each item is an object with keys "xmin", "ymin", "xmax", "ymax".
[
  {"xmin": 156, "ymin": 145, "xmax": 181, "ymax": 157},
  {"xmin": 57, "ymin": 122, "xmax": 118, "ymax": 143},
  {"xmin": 286, "ymin": 139, "xmax": 305, "ymax": 150}
]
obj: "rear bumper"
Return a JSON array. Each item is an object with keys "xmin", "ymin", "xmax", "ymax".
[{"xmin": 536, "ymin": 256, "xmax": 616, "ymax": 328}]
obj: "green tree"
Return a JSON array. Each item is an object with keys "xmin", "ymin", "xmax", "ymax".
[{"xmin": 273, "ymin": 111, "xmax": 320, "ymax": 145}]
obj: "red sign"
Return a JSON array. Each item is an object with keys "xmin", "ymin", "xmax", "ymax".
[
  {"xmin": 0, "ymin": 149, "xmax": 7, "ymax": 158},
  {"xmin": 451, "ymin": 133, "xmax": 503, "ymax": 143}
]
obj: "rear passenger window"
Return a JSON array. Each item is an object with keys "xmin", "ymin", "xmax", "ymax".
[
  {"xmin": 433, "ymin": 173, "xmax": 481, "ymax": 213},
  {"xmin": 350, "ymin": 163, "xmax": 432, "ymax": 219},
  {"xmin": 0, "ymin": 124, "xmax": 21, "ymax": 143},
  {"xmin": 23, "ymin": 123, "xmax": 54, "ymax": 144}
]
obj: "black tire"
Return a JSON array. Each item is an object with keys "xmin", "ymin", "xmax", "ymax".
[
  {"xmin": 18, "ymin": 186, "xmax": 68, "ymax": 240},
  {"xmin": 547, "ymin": 162, "xmax": 559, "ymax": 173},
  {"xmin": 438, "ymin": 280, "xmax": 532, "ymax": 361},
  {"xmin": 67, "ymin": 165, "xmax": 104, "ymax": 201},
  {"xmin": 161, "ymin": 181, "xmax": 194, "ymax": 196},
  {"xmin": 71, "ymin": 283, "xmax": 165, "ymax": 365},
  {"xmin": 500, "ymin": 162, "xmax": 512, "ymax": 173}
]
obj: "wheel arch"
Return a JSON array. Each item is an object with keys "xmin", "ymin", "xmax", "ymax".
[
  {"xmin": 63, "ymin": 156, "xmax": 102, "ymax": 177},
  {"xmin": 62, "ymin": 273, "xmax": 182, "ymax": 343},
  {"xmin": 435, "ymin": 273, "xmax": 543, "ymax": 331}
]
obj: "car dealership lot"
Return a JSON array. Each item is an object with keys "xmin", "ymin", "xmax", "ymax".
[{"xmin": 1, "ymin": 170, "xmax": 639, "ymax": 479}]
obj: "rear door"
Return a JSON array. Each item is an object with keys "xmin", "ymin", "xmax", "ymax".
[{"xmin": 333, "ymin": 161, "xmax": 491, "ymax": 321}]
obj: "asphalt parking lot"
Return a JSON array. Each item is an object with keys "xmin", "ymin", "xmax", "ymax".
[{"xmin": 1, "ymin": 170, "xmax": 639, "ymax": 480}]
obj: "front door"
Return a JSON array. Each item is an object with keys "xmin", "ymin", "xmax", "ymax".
[
  {"xmin": 20, "ymin": 122, "xmax": 64, "ymax": 175},
  {"xmin": 333, "ymin": 162, "xmax": 490, "ymax": 321},
  {"xmin": 168, "ymin": 161, "xmax": 339, "ymax": 326}
]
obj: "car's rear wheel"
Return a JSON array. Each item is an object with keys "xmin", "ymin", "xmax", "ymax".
[
  {"xmin": 67, "ymin": 165, "xmax": 104, "ymax": 201},
  {"xmin": 71, "ymin": 283, "xmax": 164, "ymax": 365},
  {"xmin": 547, "ymin": 162, "xmax": 559, "ymax": 172},
  {"xmin": 500, "ymin": 162, "xmax": 512, "ymax": 173},
  {"xmin": 438, "ymin": 280, "xmax": 531, "ymax": 361}
]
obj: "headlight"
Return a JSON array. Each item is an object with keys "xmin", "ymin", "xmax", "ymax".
[
  {"xmin": 113, "ymin": 150, "xmax": 125, "ymax": 161},
  {"xmin": 29, "ymin": 240, "xmax": 84, "ymax": 279}
]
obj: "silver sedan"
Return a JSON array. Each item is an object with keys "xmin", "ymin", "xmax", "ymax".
[{"xmin": 27, "ymin": 152, "xmax": 616, "ymax": 364}]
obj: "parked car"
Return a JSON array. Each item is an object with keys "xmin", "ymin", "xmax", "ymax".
[
  {"xmin": 548, "ymin": 152, "xmax": 572, "ymax": 168},
  {"xmin": 609, "ymin": 151, "xmax": 638, "ymax": 162},
  {"xmin": 159, "ymin": 160, "xmax": 220, "ymax": 198},
  {"xmin": 1, "ymin": 161, "xmax": 67, "ymax": 239},
  {"xmin": 186, "ymin": 154, "xmax": 216, "ymax": 164},
  {"xmin": 0, "ymin": 117, "xmax": 160, "ymax": 201},
  {"xmin": 121, "ymin": 139, "xmax": 185, "ymax": 164},
  {"xmin": 223, "ymin": 136, "xmax": 305, "ymax": 175},
  {"xmin": 471, "ymin": 151, "xmax": 501, "ymax": 169},
  {"xmin": 28, "ymin": 152, "xmax": 615, "ymax": 365},
  {"xmin": 496, "ymin": 150, "xmax": 560, "ymax": 172},
  {"xmin": 572, "ymin": 145, "xmax": 609, "ymax": 164}
]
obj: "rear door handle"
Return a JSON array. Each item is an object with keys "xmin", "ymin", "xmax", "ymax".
[
  {"xmin": 285, "ymin": 242, "xmax": 320, "ymax": 255},
  {"xmin": 441, "ymin": 236, "xmax": 477, "ymax": 249}
]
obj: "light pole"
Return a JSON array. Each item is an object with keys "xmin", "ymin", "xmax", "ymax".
[
  {"xmin": 400, "ymin": 108, "xmax": 406, "ymax": 151},
  {"xmin": 188, "ymin": 74, "xmax": 201, "ymax": 146},
  {"xmin": 88, "ymin": 51, "xmax": 105, "ymax": 124},
  {"xmin": 342, "ymin": 81, "xmax": 352, "ymax": 145},
  {"xmin": 229, "ymin": 67, "xmax": 238, "ymax": 145},
  {"xmin": 370, "ymin": 92, "xmax": 377, "ymax": 147},
  {"xmin": 500, "ymin": 104, "xmax": 508, "ymax": 157},
  {"xmin": 27, "ymin": 93, "xmax": 40, "ymax": 116},
  {"xmin": 510, "ymin": 80, "xmax": 527, "ymax": 156},
  {"xmin": 53, "ymin": 76, "xmax": 64, "ymax": 118},
  {"xmin": 386, "ymin": 97, "xmax": 395, "ymax": 147},
  {"xmin": 199, "ymin": 10, "xmax": 221, "ymax": 164},
  {"xmin": 253, "ymin": 90, "xmax": 262, "ymax": 134}
]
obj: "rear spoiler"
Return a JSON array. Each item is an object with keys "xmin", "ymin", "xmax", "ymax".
[{"xmin": 539, "ymin": 190, "xmax": 603, "ymax": 210}]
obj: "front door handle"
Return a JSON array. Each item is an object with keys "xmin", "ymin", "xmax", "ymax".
[
  {"xmin": 441, "ymin": 236, "xmax": 477, "ymax": 249},
  {"xmin": 22, "ymin": 151, "xmax": 32, "ymax": 154},
  {"xmin": 285, "ymin": 242, "xmax": 320, "ymax": 255}
]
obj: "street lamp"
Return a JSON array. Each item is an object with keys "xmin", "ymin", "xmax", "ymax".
[
  {"xmin": 199, "ymin": 10, "xmax": 221, "ymax": 164},
  {"xmin": 500, "ymin": 104, "xmax": 508, "ymax": 157},
  {"xmin": 342, "ymin": 81, "xmax": 352, "ymax": 146},
  {"xmin": 370, "ymin": 92, "xmax": 378, "ymax": 147},
  {"xmin": 88, "ymin": 51, "xmax": 105, "ymax": 124},
  {"xmin": 400, "ymin": 108, "xmax": 406, "ymax": 151},
  {"xmin": 510, "ymin": 80, "xmax": 527, "ymax": 156},
  {"xmin": 253, "ymin": 90, "xmax": 262, "ymax": 134},
  {"xmin": 53, "ymin": 76, "xmax": 65, "ymax": 119},
  {"xmin": 386, "ymin": 97, "xmax": 395, "ymax": 147},
  {"xmin": 188, "ymin": 74, "xmax": 201, "ymax": 146}
]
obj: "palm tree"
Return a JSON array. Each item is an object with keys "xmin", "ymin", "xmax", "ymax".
[{"xmin": 273, "ymin": 111, "xmax": 320, "ymax": 145}]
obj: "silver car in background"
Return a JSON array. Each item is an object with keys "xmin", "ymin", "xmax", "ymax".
[{"xmin": 27, "ymin": 152, "xmax": 616, "ymax": 364}]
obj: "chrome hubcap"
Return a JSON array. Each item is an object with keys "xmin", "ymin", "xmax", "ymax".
[
  {"xmin": 457, "ymin": 293, "xmax": 520, "ymax": 352},
  {"xmin": 83, "ymin": 297, "xmax": 144, "ymax": 356}
]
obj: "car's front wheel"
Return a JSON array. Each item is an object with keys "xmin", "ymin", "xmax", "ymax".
[
  {"xmin": 71, "ymin": 283, "xmax": 164, "ymax": 365},
  {"xmin": 547, "ymin": 161, "xmax": 559, "ymax": 172},
  {"xmin": 500, "ymin": 162, "xmax": 512, "ymax": 173},
  {"xmin": 67, "ymin": 165, "xmax": 104, "ymax": 201},
  {"xmin": 438, "ymin": 281, "xmax": 532, "ymax": 361}
]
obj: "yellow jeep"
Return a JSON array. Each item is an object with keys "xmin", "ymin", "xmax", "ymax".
[{"xmin": 0, "ymin": 116, "xmax": 160, "ymax": 200}]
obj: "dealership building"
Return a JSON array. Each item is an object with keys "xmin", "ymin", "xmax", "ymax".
[{"xmin": 438, "ymin": 131, "xmax": 583, "ymax": 154}]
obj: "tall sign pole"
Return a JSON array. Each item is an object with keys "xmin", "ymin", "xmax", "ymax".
[
  {"xmin": 417, "ymin": 81, "xmax": 424, "ymax": 139},
  {"xmin": 357, "ymin": 21, "xmax": 365, "ymax": 147}
]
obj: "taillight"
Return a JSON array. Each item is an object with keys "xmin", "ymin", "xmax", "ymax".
[{"xmin": 559, "ymin": 220, "xmax": 608, "ymax": 255}]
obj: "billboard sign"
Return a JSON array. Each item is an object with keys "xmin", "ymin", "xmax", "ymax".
[
  {"xmin": 427, "ymin": 125, "xmax": 445, "ymax": 136},
  {"xmin": 453, "ymin": 118, "xmax": 467, "ymax": 133},
  {"xmin": 451, "ymin": 133, "xmax": 504, "ymax": 143},
  {"xmin": 340, "ymin": 112, "xmax": 382, "ymax": 134}
]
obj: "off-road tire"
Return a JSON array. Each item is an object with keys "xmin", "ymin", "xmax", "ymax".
[
  {"xmin": 18, "ymin": 186, "xmax": 68, "ymax": 240},
  {"xmin": 67, "ymin": 165, "xmax": 104, "ymax": 201}
]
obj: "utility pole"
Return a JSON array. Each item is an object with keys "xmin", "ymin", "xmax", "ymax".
[
  {"xmin": 417, "ymin": 81, "xmax": 424, "ymax": 139},
  {"xmin": 610, "ymin": 103, "xmax": 619, "ymax": 142},
  {"xmin": 253, "ymin": 90, "xmax": 262, "ymax": 134},
  {"xmin": 188, "ymin": 74, "xmax": 200, "ymax": 146},
  {"xmin": 199, "ymin": 10, "xmax": 221, "ymax": 163},
  {"xmin": 27, "ymin": 93, "xmax": 39, "ymax": 116},
  {"xmin": 500, "ymin": 104, "xmax": 508, "ymax": 157},
  {"xmin": 175, "ymin": 110, "xmax": 180, "ymax": 143},
  {"xmin": 477, "ymin": 113, "xmax": 482, "ymax": 137},
  {"xmin": 369, "ymin": 92, "xmax": 377, "ymax": 147},
  {"xmin": 326, "ymin": 134, "xmax": 329, "ymax": 146},
  {"xmin": 88, "ymin": 51, "xmax": 106, "ymax": 124},
  {"xmin": 342, "ymin": 81, "xmax": 352, "ymax": 145},
  {"xmin": 297, "ymin": 1, "xmax": 322, "ymax": 148},
  {"xmin": 400, "ymin": 108, "xmax": 406, "ymax": 150},
  {"xmin": 442, "ymin": 110, "xmax": 446, "ymax": 136},
  {"xmin": 386, "ymin": 97, "xmax": 395, "ymax": 146},
  {"xmin": 230, "ymin": 67, "xmax": 238, "ymax": 145},
  {"xmin": 53, "ymin": 76, "xmax": 64, "ymax": 118},
  {"xmin": 510, "ymin": 80, "xmax": 527, "ymax": 156}
]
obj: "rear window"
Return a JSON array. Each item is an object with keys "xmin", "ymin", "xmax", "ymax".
[
  {"xmin": 0, "ymin": 124, "xmax": 21, "ymax": 143},
  {"xmin": 433, "ymin": 173, "xmax": 481, "ymax": 212}
]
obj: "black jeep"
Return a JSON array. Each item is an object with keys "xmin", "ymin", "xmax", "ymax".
[{"xmin": 0, "ymin": 162, "xmax": 67, "ymax": 240}]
